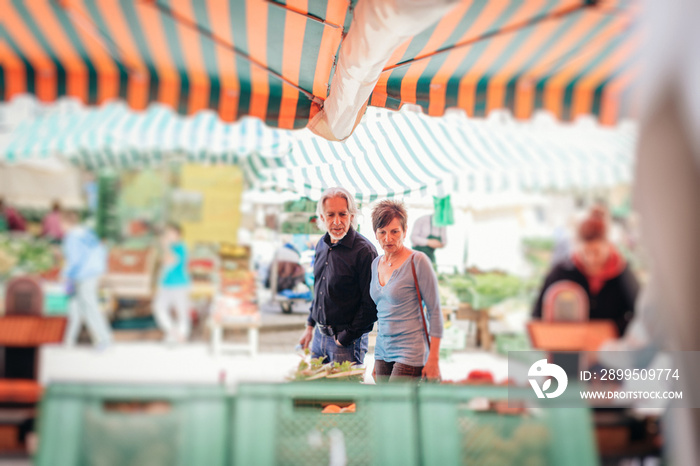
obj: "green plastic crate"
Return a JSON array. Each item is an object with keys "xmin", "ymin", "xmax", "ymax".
[
  {"xmin": 232, "ymin": 382, "xmax": 419, "ymax": 466},
  {"xmin": 418, "ymin": 385, "xmax": 598, "ymax": 466},
  {"xmin": 36, "ymin": 383, "xmax": 229, "ymax": 466}
]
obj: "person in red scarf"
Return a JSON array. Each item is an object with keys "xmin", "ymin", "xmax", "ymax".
[{"xmin": 532, "ymin": 207, "xmax": 639, "ymax": 335}]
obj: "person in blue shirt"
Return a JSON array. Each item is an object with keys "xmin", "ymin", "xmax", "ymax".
[
  {"xmin": 153, "ymin": 223, "xmax": 191, "ymax": 343},
  {"xmin": 61, "ymin": 211, "xmax": 111, "ymax": 348},
  {"xmin": 370, "ymin": 200, "xmax": 443, "ymax": 382}
]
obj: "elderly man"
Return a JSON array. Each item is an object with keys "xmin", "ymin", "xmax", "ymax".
[{"xmin": 298, "ymin": 187, "xmax": 378, "ymax": 365}]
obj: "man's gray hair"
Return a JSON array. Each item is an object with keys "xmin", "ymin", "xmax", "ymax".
[{"xmin": 316, "ymin": 187, "xmax": 359, "ymax": 231}]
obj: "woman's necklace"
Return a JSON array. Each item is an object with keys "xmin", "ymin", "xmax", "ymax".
[{"xmin": 386, "ymin": 246, "xmax": 404, "ymax": 267}]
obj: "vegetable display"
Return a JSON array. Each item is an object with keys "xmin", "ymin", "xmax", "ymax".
[
  {"xmin": 0, "ymin": 235, "xmax": 56, "ymax": 278},
  {"xmin": 445, "ymin": 273, "xmax": 524, "ymax": 309},
  {"xmin": 289, "ymin": 348, "xmax": 365, "ymax": 382}
]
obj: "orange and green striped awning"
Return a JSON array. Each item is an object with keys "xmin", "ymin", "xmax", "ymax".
[
  {"xmin": 0, "ymin": 0, "xmax": 351, "ymax": 129},
  {"xmin": 370, "ymin": 0, "xmax": 641, "ymax": 125},
  {"xmin": 0, "ymin": 0, "xmax": 640, "ymax": 132}
]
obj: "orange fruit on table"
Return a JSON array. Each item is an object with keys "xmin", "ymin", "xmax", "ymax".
[{"xmin": 322, "ymin": 405, "xmax": 342, "ymax": 414}]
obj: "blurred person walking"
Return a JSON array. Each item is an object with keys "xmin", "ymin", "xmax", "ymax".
[
  {"xmin": 153, "ymin": 223, "xmax": 192, "ymax": 343},
  {"xmin": 298, "ymin": 187, "xmax": 378, "ymax": 365},
  {"xmin": 61, "ymin": 211, "xmax": 111, "ymax": 348},
  {"xmin": 370, "ymin": 200, "xmax": 443, "ymax": 382}
]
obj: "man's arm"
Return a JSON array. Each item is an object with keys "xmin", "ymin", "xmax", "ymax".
[
  {"xmin": 336, "ymin": 246, "xmax": 378, "ymax": 346},
  {"xmin": 438, "ymin": 226, "xmax": 447, "ymax": 247},
  {"xmin": 306, "ymin": 300, "xmax": 316, "ymax": 328}
]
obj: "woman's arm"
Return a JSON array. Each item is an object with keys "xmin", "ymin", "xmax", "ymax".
[
  {"xmin": 422, "ymin": 337, "xmax": 441, "ymax": 379},
  {"xmin": 415, "ymin": 252, "xmax": 443, "ymax": 379},
  {"xmin": 415, "ymin": 252, "xmax": 444, "ymax": 339}
]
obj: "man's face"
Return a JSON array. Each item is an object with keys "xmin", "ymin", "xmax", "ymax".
[{"xmin": 321, "ymin": 197, "xmax": 352, "ymax": 243}]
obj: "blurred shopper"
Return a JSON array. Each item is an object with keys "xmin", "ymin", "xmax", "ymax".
[
  {"xmin": 532, "ymin": 206, "xmax": 639, "ymax": 335},
  {"xmin": 370, "ymin": 200, "xmax": 443, "ymax": 382},
  {"xmin": 41, "ymin": 201, "xmax": 64, "ymax": 243},
  {"xmin": 61, "ymin": 211, "xmax": 111, "ymax": 348},
  {"xmin": 153, "ymin": 223, "xmax": 192, "ymax": 343},
  {"xmin": 266, "ymin": 242, "xmax": 305, "ymax": 293},
  {"xmin": 410, "ymin": 213, "xmax": 446, "ymax": 265},
  {"xmin": 0, "ymin": 198, "xmax": 27, "ymax": 232},
  {"xmin": 298, "ymin": 187, "xmax": 377, "ymax": 365}
]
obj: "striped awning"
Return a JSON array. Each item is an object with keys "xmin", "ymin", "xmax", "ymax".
[
  {"xmin": 258, "ymin": 107, "xmax": 636, "ymax": 202},
  {"xmin": 1, "ymin": 98, "xmax": 635, "ymax": 200},
  {"xmin": 0, "ymin": 0, "xmax": 350, "ymax": 129},
  {"xmin": 0, "ymin": 97, "xmax": 292, "ymax": 172},
  {"xmin": 1, "ymin": 0, "xmax": 639, "ymax": 138},
  {"xmin": 369, "ymin": 0, "xmax": 640, "ymax": 124}
]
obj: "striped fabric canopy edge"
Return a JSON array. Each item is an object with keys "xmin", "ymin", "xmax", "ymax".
[
  {"xmin": 0, "ymin": 0, "xmax": 352, "ymax": 129},
  {"xmin": 370, "ymin": 0, "xmax": 641, "ymax": 125},
  {"xmin": 1, "ymin": 0, "xmax": 641, "ymax": 134}
]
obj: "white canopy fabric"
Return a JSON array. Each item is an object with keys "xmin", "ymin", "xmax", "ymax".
[{"xmin": 308, "ymin": 0, "xmax": 459, "ymax": 141}]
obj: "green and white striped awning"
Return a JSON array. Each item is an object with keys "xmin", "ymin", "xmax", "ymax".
[
  {"xmin": 256, "ymin": 107, "xmax": 636, "ymax": 202},
  {"xmin": 0, "ymin": 97, "xmax": 293, "ymax": 173},
  {"xmin": 1, "ymin": 97, "xmax": 635, "ymax": 201}
]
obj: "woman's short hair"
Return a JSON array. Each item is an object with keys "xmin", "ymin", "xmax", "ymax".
[
  {"xmin": 315, "ymin": 187, "xmax": 359, "ymax": 231},
  {"xmin": 371, "ymin": 200, "xmax": 408, "ymax": 232},
  {"xmin": 577, "ymin": 206, "xmax": 608, "ymax": 242}
]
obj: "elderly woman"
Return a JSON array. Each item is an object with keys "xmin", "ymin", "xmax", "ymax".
[
  {"xmin": 370, "ymin": 200, "xmax": 443, "ymax": 382},
  {"xmin": 532, "ymin": 206, "xmax": 639, "ymax": 335}
]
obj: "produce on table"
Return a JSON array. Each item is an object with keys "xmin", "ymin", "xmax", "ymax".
[
  {"xmin": 289, "ymin": 348, "xmax": 365, "ymax": 383},
  {"xmin": 321, "ymin": 403, "xmax": 356, "ymax": 414},
  {"xmin": 0, "ymin": 248, "xmax": 18, "ymax": 277},
  {"xmin": 445, "ymin": 272, "xmax": 524, "ymax": 310},
  {"xmin": 0, "ymin": 235, "xmax": 56, "ymax": 278},
  {"xmin": 321, "ymin": 405, "xmax": 341, "ymax": 414},
  {"xmin": 340, "ymin": 403, "xmax": 356, "ymax": 413}
]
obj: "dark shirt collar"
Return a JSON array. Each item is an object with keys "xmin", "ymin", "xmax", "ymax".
[{"xmin": 323, "ymin": 226, "xmax": 357, "ymax": 249}]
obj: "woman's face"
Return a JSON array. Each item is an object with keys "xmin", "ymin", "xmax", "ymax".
[
  {"xmin": 375, "ymin": 217, "xmax": 406, "ymax": 254},
  {"xmin": 579, "ymin": 239, "xmax": 611, "ymax": 273}
]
